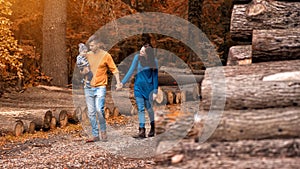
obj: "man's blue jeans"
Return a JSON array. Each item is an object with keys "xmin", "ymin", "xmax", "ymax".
[
  {"xmin": 84, "ymin": 86, "xmax": 106, "ymax": 137},
  {"xmin": 135, "ymin": 97, "xmax": 154, "ymax": 128}
]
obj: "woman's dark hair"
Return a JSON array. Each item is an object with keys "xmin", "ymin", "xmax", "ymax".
[{"xmin": 139, "ymin": 43, "xmax": 156, "ymax": 69}]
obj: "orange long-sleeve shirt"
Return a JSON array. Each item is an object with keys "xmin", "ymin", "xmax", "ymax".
[{"xmin": 86, "ymin": 50, "xmax": 119, "ymax": 87}]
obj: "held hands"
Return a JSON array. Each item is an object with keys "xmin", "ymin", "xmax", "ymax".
[
  {"xmin": 115, "ymin": 83, "xmax": 123, "ymax": 91},
  {"xmin": 152, "ymin": 93, "xmax": 157, "ymax": 101}
]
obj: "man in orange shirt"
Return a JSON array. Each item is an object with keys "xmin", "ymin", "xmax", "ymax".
[{"xmin": 84, "ymin": 38, "xmax": 121, "ymax": 142}]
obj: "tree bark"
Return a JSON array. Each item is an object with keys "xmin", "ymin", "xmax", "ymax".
[
  {"xmin": 104, "ymin": 107, "xmax": 111, "ymax": 119},
  {"xmin": 0, "ymin": 116, "xmax": 24, "ymax": 136},
  {"xmin": 112, "ymin": 107, "xmax": 120, "ymax": 117},
  {"xmin": 202, "ymin": 60, "xmax": 300, "ymax": 110},
  {"xmin": 252, "ymin": 28, "xmax": 300, "ymax": 62},
  {"xmin": 43, "ymin": 110, "xmax": 53, "ymax": 130},
  {"xmin": 227, "ymin": 45, "xmax": 252, "ymax": 66},
  {"xmin": 159, "ymin": 66, "xmax": 205, "ymax": 75},
  {"xmin": 52, "ymin": 109, "xmax": 68, "ymax": 128},
  {"xmin": 208, "ymin": 107, "xmax": 300, "ymax": 141},
  {"xmin": 158, "ymin": 72, "xmax": 203, "ymax": 86},
  {"xmin": 230, "ymin": 1, "xmax": 300, "ymax": 43},
  {"xmin": 0, "ymin": 109, "xmax": 53, "ymax": 132},
  {"xmin": 42, "ymin": 0, "xmax": 68, "ymax": 86}
]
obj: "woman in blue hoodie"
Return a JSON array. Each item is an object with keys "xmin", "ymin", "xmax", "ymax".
[{"xmin": 119, "ymin": 43, "xmax": 158, "ymax": 139}]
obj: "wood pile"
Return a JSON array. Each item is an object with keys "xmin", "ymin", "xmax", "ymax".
[
  {"xmin": 154, "ymin": 66, "xmax": 203, "ymax": 106},
  {"xmin": 0, "ymin": 105, "xmax": 128, "ymax": 137},
  {"xmin": 201, "ymin": 0, "xmax": 300, "ymax": 141},
  {"xmin": 0, "ymin": 108, "xmax": 78, "ymax": 136}
]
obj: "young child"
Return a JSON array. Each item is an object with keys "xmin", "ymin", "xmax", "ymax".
[{"xmin": 76, "ymin": 43, "xmax": 93, "ymax": 88}]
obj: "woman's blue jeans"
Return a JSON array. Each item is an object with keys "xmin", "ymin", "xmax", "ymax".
[
  {"xmin": 135, "ymin": 97, "xmax": 154, "ymax": 128},
  {"xmin": 84, "ymin": 86, "xmax": 106, "ymax": 137}
]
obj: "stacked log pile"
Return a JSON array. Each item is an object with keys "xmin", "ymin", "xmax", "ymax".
[
  {"xmin": 201, "ymin": 0, "xmax": 300, "ymax": 141},
  {"xmin": 0, "ymin": 108, "xmax": 81, "ymax": 136},
  {"xmin": 0, "ymin": 105, "xmax": 128, "ymax": 137},
  {"xmin": 154, "ymin": 66, "xmax": 203, "ymax": 105},
  {"xmin": 228, "ymin": 0, "xmax": 300, "ymax": 65}
]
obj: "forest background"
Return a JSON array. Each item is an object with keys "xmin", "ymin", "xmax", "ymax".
[{"xmin": 0, "ymin": 0, "xmax": 233, "ymax": 92}]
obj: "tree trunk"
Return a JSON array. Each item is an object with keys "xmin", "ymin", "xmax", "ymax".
[
  {"xmin": 42, "ymin": 0, "xmax": 68, "ymax": 86},
  {"xmin": 202, "ymin": 60, "xmax": 300, "ymax": 110},
  {"xmin": 227, "ymin": 45, "xmax": 252, "ymax": 66},
  {"xmin": 230, "ymin": 1, "xmax": 300, "ymax": 43},
  {"xmin": 208, "ymin": 107, "xmax": 300, "ymax": 141},
  {"xmin": 252, "ymin": 28, "xmax": 300, "ymax": 62},
  {"xmin": 188, "ymin": 0, "xmax": 203, "ymax": 29}
]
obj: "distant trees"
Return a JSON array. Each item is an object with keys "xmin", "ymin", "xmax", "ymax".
[{"xmin": 0, "ymin": 0, "xmax": 23, "ymax": 88}]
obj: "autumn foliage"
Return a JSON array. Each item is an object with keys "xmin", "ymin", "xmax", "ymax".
[
  {"xmin": 0, "ymin": 0, "xmax": 233, "ymax": 91},
  {"xmin": 0, "ymin": 0, "xmax": 23, "ymax": 89}
]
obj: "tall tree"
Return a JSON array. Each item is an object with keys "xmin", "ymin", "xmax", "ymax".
[{"xmin": 42, "ymin": 0, "xmax": 67, "ymax": 87}]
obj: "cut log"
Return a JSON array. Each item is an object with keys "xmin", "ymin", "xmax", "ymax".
[
  {"xmin": 208, "ymin": 107, "xmax": 300, "ymax": 141},
  {"xmin": 65, "ymin": 108, "xmax": 79, "ymax": 124},
  {"xmin": 230, "ymin": 1, "xmax": 300, "ymax": 42},
  {"xmin": 0, "ymin": 109, "xmax": 54, "ymax": 131},
  {"xmin": 166, "ymin": 90, "xmax": 175, "ymax": 105},
  {"xmin": 202, "ymin": 60, "xmax": 300, "ymax": 110},
  {"xmin": 252, "ymin": 28, "xmax": 300, "ymax": 62},
  {"xmin": 104, "ymin": 107, "xmax": 111, "ymax": 119},
  {"xmin": 180, "ymin": 83, "xmax": 201, "ymax": 102},
  {"xmin": 159, "ymin": 66, "xmax": 193, "ymax": 74},
  {"xmin": 192, "ymin": 83, "xmax": 201, "ymax": 100},
  {"xmin": 129, "ymin": 105, "xmax": 138, "ymax": 115},
  {"xmin": 0, "ymin": 116, "xmax": 24, "ymax": 136},
  {"xmin": 227, "ymin": 45, "xmax": 252, "ymax": 66},
  {"xmin": 112, "ymin": 107, "xmax": 120, "ymax": 117},
  {"xmin": 158, "ymin": 72, "xmax": 203, "ymax": 86},
  {"xmin": 50, "ymin": 116, "xmax": 57, "ymax": 130},
  {"xmin": 155, "ymin": 86, "xmax": 167, "ymax": 105},
  {"xmin": 17, "ymin": 119, "xmax": 36, "ymax": 134},
  {"xmin": 52, "ymin": 109, "xmax": 68, "ymax": 128},
  {"xmin": 28, "ymin": 121, "xmax": 36, "ymax": 134},
  {"xmin": 43, "ymin": 110, "xmax": 53, "ymax": 130},
  {"xmin": 175, "ymin": 92, "xmax": 181, "ymax": 104},
  {"xmin": 159, "ymin": 66, "xmax": 205, "ymax": 75}
]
